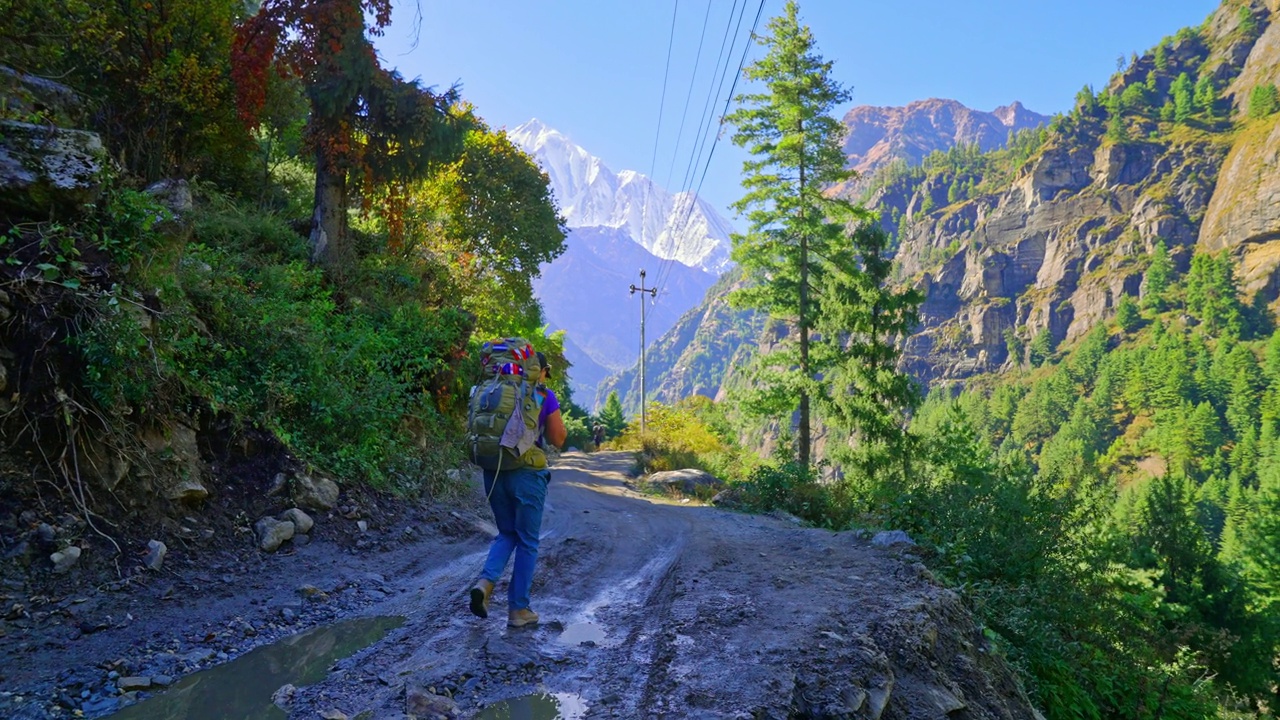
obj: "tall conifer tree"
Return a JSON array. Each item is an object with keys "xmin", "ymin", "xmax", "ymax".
[{"xmin": 725, "ymin": 0, "xmax": 852, "ymax": 468}]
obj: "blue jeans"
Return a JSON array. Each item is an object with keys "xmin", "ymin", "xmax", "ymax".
[{"xmin": 480, "ymin": 466, "xmax": 549, "ymax": 611}]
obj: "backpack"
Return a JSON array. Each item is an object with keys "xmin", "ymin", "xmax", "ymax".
[{"xmin": 466, "ymin": 338, "xmax": 547, "ymax": 471}]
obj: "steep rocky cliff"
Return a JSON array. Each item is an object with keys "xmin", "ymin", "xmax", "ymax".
[
  {"xmin": 893, "ymin": 0, "xmax": 1275, "ymax": 383},
  {"xmin": 842, "ymin": 98, "xmax": 1049, "ymax": 176}
]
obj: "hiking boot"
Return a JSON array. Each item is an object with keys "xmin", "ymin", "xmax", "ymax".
[
  {"xmin": 469, "ymin": 579, "xmax": 493, "ymax": 619},
  {"xmin": 508, "ymin": 608, "xmax": 539, "ymax": 628}
]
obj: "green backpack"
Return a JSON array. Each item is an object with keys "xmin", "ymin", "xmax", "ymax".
[{"xmin": 466, "ymin": 338, "xmax": 547, "ymax": 471}]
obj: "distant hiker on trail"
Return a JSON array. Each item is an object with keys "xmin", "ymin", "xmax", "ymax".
[
  {"xmin": 592, "ymin": 422, "xmax": 605, "ymax": 450},
  {"xmin": 466, "ymin": 344, "xmax": 566, "ymax": 628}
]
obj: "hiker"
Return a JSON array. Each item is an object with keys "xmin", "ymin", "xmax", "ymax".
[
  {"xmin": 469, "ymin": 350, "xmax": 566, "ymax": 628},
  {"xmin": 592, "ymin": 422, "xmax": 605, "ymax": 450}
]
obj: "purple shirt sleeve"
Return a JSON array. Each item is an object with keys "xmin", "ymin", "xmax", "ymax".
[{"xmin": 538, "ymin": 388, "xmax": 561, "ymax": 425}]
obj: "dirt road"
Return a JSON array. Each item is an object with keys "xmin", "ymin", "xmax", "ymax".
[{"xmin": 2, "ymin": 452, "xmax": 1039, "ymax": 719}]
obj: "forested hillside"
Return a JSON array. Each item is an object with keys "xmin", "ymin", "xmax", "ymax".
[{"xmin": 0, "ymin": 0, "xmax": 586, "ymax": 526}]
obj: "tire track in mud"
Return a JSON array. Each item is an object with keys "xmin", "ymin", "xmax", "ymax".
[{"xmin": 286, "ymin": 452, "xmax": 1040, "ymax": 720}]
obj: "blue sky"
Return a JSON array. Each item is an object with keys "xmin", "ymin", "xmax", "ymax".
[{"xmin": 378, "ymin": 0, "xmax": 1221, "ymax": 224}]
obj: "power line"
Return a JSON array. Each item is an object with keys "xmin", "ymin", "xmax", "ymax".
[
  {"xmin": 655, "ymin": 0, "xmax": 766, "ymax": 305},
  {"xmin": 649, "ymin": 0, "xmax": 681, "ymax": 179},
  {"xmin": 650, "ymin": 0, "xmax": 748, "ymax": 300},
  {"xmin": 663, "ymin": 0, "xmax": 717, "ymax": 189}
]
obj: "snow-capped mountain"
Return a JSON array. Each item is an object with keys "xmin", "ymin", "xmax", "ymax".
[{"xmin": 509, "ymin": 119, "xmax": 734, "ymax": 274}]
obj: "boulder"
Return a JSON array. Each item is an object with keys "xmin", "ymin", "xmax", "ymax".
[
  {"xmin": 50, "ymin": 546, "xmax": 81, "ymax": 573},
  {"xmin": 646, "ymin": 469, "xmax": 720, "ymax": 494},
  {"xmin": 144, "ymin": 178, "xmax": 192, "ymax": 215},
  {"xmin": 405, "ymin": 685, "xmax": 460, "ymax": 720},
  {"xmin": 254, "ymin": 517, "xmax": 295, "ymax": 553},
  {"xmin": 711, "ymin": 486, "xmax": 746, "ymax": 509},
  {"xmin": 0, "ymin": 67, "xmax": 84, "ymax": 124},
  {"xmin": 279, "ymin": 508, "xmax": 313, "ymax": 535},
  {"xmin": 291, "ymin": 473, "xmax": 340, "ymax": 511},
  {"xmin": 0, "ymin": 121, "xmax": 107, "ymax": 216}
]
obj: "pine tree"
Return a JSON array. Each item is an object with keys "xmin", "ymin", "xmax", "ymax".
[
  {"xmin": 1194, "ymin": 75, "xmax": 1219, "ymax": 118},
  {"xmin": 1248, "ymin": 84, "xmax": 1280, "ymax": 120},
  {"xmin": 1143, "ymin": 240, "xmax": 1172, "ymax": 310},
  {"xmin": 1172, "ymin": 72, "xmax": 1195, "ymax": 122},
  {"xmin": 725, "ymin": 0, "xmax": 853, "ymax": 469},
  {"xmin": 598, "ymin": 391, "xmax": 627, "ymax": 439},
  {"xmin": 1115, "ymin": 293, "xmax": 1141, "ymax": 333},
  {"xmin": 1029, "ymin": 328, "xmax": 1055, "ymax": 367},
  {"xmin": 813, "ymin": 223, "xmax": 922, "ymax": 474}
]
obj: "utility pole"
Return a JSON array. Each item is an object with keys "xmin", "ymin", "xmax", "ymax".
[{"xmin": 630, "ymin": 269, "xmax": 658, "ymax": 432}]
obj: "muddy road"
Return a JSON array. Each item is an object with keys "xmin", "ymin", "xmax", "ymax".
[{"xmin": 2, "ymin": 452, "xmax": 1038, "ymax": 719}]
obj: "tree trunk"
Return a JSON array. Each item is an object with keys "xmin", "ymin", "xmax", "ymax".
[
  {"xmin": 310, "ymin": 147, "xmax": 347, "ymax": 267},
  {"xmin": 797, "ymin": 124, "xmax": 810, "ymax": 470}
]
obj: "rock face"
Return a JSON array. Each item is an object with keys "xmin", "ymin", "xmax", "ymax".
[
  {"xmin": 895, "ymin": 131, "xmax": 1225, "ymax": 382},
  {"xmin": 0, "ymin": 121, "xmax": 107, "ymax": 216},
  {"xmin": 842, "ymin": 99, "xmax": 1050, "ymax": 175}
]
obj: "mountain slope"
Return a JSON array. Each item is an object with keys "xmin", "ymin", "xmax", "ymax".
[
  {"xmin": 842, "ymin": 99, "xmax": 1050, "ymax": 175},
  {"xmin": 534, "ymin": 226, "xmax": 717, "ymax": 403}
]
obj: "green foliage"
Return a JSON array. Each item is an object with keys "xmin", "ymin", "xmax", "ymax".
[
  {"xmin": 1029, "ymin": 327, "xmax": 1056, "ymax": 367},
  {"xmin": 1115, "ymin": 294, "xmax": 1141, "ymax": 333},
  {"xmin": 614, "ymin": 397, "xmax": 756, "ymax": 484},
  {"xmin": 1, "ymin": 0, "xmax": 253, "ymax": 181},
  {"xmin": 1185, "ymin": 252, "xmax": 1243, "ymax": 338},
  {"xmin": 1247, "ymin": 84, "xmax": 1280, "ymax": 120},
  {"xmin": 1003, "ymin": 327, "xmax": 1025, "ymax": 365},
  {"xmin": 1144, "ymin": 240, "xmax": 1173, "ymax": 310},
  {"xmin": 598, "ymin": 391, "xmax": 628, "ymax": 439},
  {"xmin": 1172, "ymin": 72, "xmax": 1195, "ymax": 123},
  {"xmin": 403, "ymin": 119, "xmax": 567, "ymax": 338},
  {"xmin": 725, "ymin": 0, "xmax": 858, "ymax": 467},
  {"xmin": 1193, "ymin": 75, "xmax": 1219, "ymax": 118}
]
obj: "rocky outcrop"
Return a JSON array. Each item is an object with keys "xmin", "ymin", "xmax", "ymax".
[
  {"xmin": 1199, "ymin": 116, "xmax": 1280, "ymax": 294},
  {"xmin": 0, "ymin": 121, "xmax": 107, "ymax": 216},
  {"xmin": 842, "ymin": 99, "xmax": 1049, "ymax": 175}
]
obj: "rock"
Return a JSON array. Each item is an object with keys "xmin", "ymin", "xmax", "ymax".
[
  {"xmin": 279, "ymin": 508, "xmax": 314, "ymax": 534},
  {"xmin": 711, "ymin": 487, "xmax": 745, "ymax": 509},
  {"xmin": 271, "ymin": 683, "xmax": 296, "ymax": 711},
  {"xmin": 116, "ymin": 677, "xmax": 150, "ymax": 691},
  {"xmin": 357, "ymin": 520, "xmax": 368, "ymax": 533},
  {"xmin": 254, "ymin": 517, "xmax": 295, "ymax": 553},
  {"xmin": 291, "ymin": 473, "xmax": 340, "ymax": 511},
  {"xmin": 143, "ymin": 540, "xmax": 167, "ymax": 571},
  {"xmin": 0, "ymin": 67, "xmax": 85, "ymax": 123},
  {"xmin": 0, "ymin": 121, "xmax": 107, "ymax": 216},
  {"xmin": 267, "ymin": 473, "xmax": 289, "ymax": 497},
  {"xmin": 647, "ymin": 468, "xmax": 720, "ymax": 494},
  {"xmin": 405, "ymin": 685, "xmax": 460, "ymax": 719},
  {"xmin": 871, "ymin": 530, "xmax": 915, "ymax": 547},
  {"xmin": 144, "ymin": 179, "xmax": 192, "ymax": 215},
  {"xmin": 50, "ymin": 546, "xmax": 81, "ymax": 573},
  {"xmin": 318, "ymin": 710, "xmax": 349, "ymax": 720},
  {"xmin": 1199, "ymin": 115, "xmax": 1280, "ymax": 294},
  {"xmin": 151, "ymin": 675, "xmax": 173, "ymax": 688}
]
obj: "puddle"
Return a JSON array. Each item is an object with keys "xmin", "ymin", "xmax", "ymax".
[
  {"xmin": 108, "ymin": 616, "xmax": 403, "ymax": 720},
  {"xmin": 554, "ymin": 622, "xmax": 618, "ymax": 648},
  {"xmin": 475, "ymin": 692, "xmax": 588, "ymax": 720}
]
